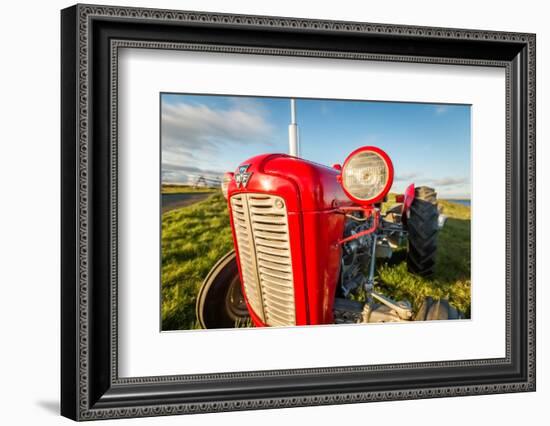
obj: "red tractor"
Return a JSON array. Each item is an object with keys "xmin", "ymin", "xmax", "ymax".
[{"xmin": 196, "ymin": 146, "xmax": 460, "ymax": 329}]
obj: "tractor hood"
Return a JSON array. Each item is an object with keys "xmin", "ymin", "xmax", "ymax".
[{"xmin": 228, "ymin": 153, "xmax": 355, "ymax": 212}]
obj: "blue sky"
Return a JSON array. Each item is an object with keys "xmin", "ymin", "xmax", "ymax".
[{"xmin": 161, "ymin": 93, "xmax": 471, "ymax": 198}]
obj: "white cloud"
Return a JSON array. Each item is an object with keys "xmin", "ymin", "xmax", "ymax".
[
  {"xmin": 394, "ymin": 172, "xmax": 420, "ymax": 182},
  {"xmin": 161, "ymin": 100, "xmax": 273, "ymax": 183},
  {"xmin": 392, "ymin": 175, "xmax": 470, "ymax": 198},
  {"xmin": 434, "ymin": 105, "xmax": 449, "ymax": 115},
  {"xmin": 162, "ymin": 101, "xmax": 272, "ymax": 151},
  {"xmin": 430, "ymin": 177, "xmax": 469, "ymax": 187}
]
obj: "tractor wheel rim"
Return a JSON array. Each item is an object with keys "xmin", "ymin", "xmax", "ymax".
[{"xmin": 225, "ymin": 277, "xmax": 250, "ymax": 319}]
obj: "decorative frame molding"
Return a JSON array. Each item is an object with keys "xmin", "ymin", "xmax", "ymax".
[{"xmin": 61, "ymin": 4, "xmax": 535, "ymax": 421}]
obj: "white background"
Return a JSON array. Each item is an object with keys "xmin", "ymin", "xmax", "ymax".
[
  {"xmin": 0, "ymin": 0, "xmax": 546, "ymax": 425},
  {"xmin": 119, "ymin": 49, "xmax": 506, "ymax": 376}
]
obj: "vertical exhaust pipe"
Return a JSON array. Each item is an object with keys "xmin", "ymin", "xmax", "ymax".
[{"xmin": 289, "ymin": 99, "xmax": 299, "ymax": 157}]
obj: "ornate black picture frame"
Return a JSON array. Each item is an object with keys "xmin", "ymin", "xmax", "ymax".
[{"xmin": 61, "ymin": 4, "xmax": 536, "ymax": 421}]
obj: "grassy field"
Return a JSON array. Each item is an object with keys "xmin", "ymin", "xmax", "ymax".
[
  {"xmin": 161, "ymin": 191, "xmax": 233, "ymax": 330},
  {"xmin": 161, "ymin": 191, "xmax": 471, "ymax": 330}
]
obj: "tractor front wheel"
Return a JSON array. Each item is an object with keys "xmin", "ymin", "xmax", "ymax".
[
  {"xmin": 407, "ymin": 186, "xmax": 439, "ymax": 276},
  {"xmin": 196, "ymin": 250, "xmax": 251, "ymax": 329}
]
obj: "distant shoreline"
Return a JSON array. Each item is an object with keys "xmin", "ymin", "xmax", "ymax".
[{"xmin": 444, "ymin": 199, "xmax": 471, "ymax": 207}]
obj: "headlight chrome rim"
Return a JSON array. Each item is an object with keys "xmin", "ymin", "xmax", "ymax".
[{"xmin": 340, "ymin": 146, "xmax": 394, "ymax": 205}]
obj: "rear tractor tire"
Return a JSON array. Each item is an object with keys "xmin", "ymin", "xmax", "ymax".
[
  {"xmin": 196, "ymin": 250, "xmax": 251, "ymax": 329},
  {"xmin": 407, "ymin": 186, "xmax": 439, "ymax": 276}
]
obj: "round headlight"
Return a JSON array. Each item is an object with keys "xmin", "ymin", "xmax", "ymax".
[{"xmin": 341, "ymin": 146, "xmax": 393, "ymax": 205}]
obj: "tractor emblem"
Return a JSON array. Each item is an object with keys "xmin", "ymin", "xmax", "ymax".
[{"xmin": 235, "ymin": 164, "xmax": 253, "ymax": 189}]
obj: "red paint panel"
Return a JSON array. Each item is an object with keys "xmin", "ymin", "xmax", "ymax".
[{"xmin": 300, "ymin": 210, "xmax": 345, "ymax": 324}]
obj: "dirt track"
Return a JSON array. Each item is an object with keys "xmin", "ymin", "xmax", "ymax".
[{"xmin": 162, "ymin": 192, "xmax": 211, "ymax": 213}]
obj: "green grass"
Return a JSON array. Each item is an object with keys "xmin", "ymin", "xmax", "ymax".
[
  {"xmin": 161, "ymin": 191, "xmax": 233, "ymax": 330},
  {"xmin": 161, "ymin": 191, "xmax": 471, "ymax": 330},
  {"xmin": 162, "ymin": 184, "xmax": 218, "ymax": 194},
  {"xmin": 377, "ymin": 194, "xmax": 471, "ymax": 317}
]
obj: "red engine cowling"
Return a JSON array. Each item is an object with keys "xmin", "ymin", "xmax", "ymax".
[{"xmin": 226, "ymin": 153, "xmax": 356, "ymax": 327}]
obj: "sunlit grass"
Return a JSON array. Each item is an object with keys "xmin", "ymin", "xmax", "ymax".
[{"xmin": 161, "ymin": 191, "xmax": 233, "ymax": 330}]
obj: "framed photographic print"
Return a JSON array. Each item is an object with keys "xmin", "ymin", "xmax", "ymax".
[{"xmin": 61, "ymin": 4, "xmax": 536, "ymax": 421}]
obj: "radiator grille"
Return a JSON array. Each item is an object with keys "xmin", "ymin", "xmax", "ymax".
[{"xmin": 230, "ymin": 193, "xmax": 296, "ymax": 326}]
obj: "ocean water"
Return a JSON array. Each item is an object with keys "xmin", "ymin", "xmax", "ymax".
[{"xmin": 445, "ymin": 199, "xmax": 471, "ymax": 207}]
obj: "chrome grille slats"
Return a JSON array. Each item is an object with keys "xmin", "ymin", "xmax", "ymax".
[
  {"xmin": 257, "ymin": 257, "xmax": 292, "ymax": 270},
  {"xmin": 251, "ymin": 222, "xmax": 287, "ymax": 233},
  {"xmin": 230, "ymin": 193, "xmax": 296, "ymax": 327},
  {"xmin": 251, "ymin": 215, "xmax": 287, "ymax": 225},
  {"xmin": 254, "ymin": 230, "xmax": 288, "ymax": 241},
  {"xmin": 230, "ymin": 194, "xmax": 265, "ymax": 322},
  {"xmin": 258, "ymin": 267, "xmax": 292, "ymax": 281},
  {"xmin": 254, "ymin": 237, "xmax": 288, "ymax": 249},
  {"xmin": 255, "ymin": 244, "xmax": 289, "ymax": 257}
]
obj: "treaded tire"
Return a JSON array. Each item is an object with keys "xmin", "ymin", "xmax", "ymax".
[
  {"xmin": 196, "ymin": 250, "xmax": 251, "ymax": 329},
  {"xmin": 407, "ymin": 186, "xmax": 438, "ymax": 276}
]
